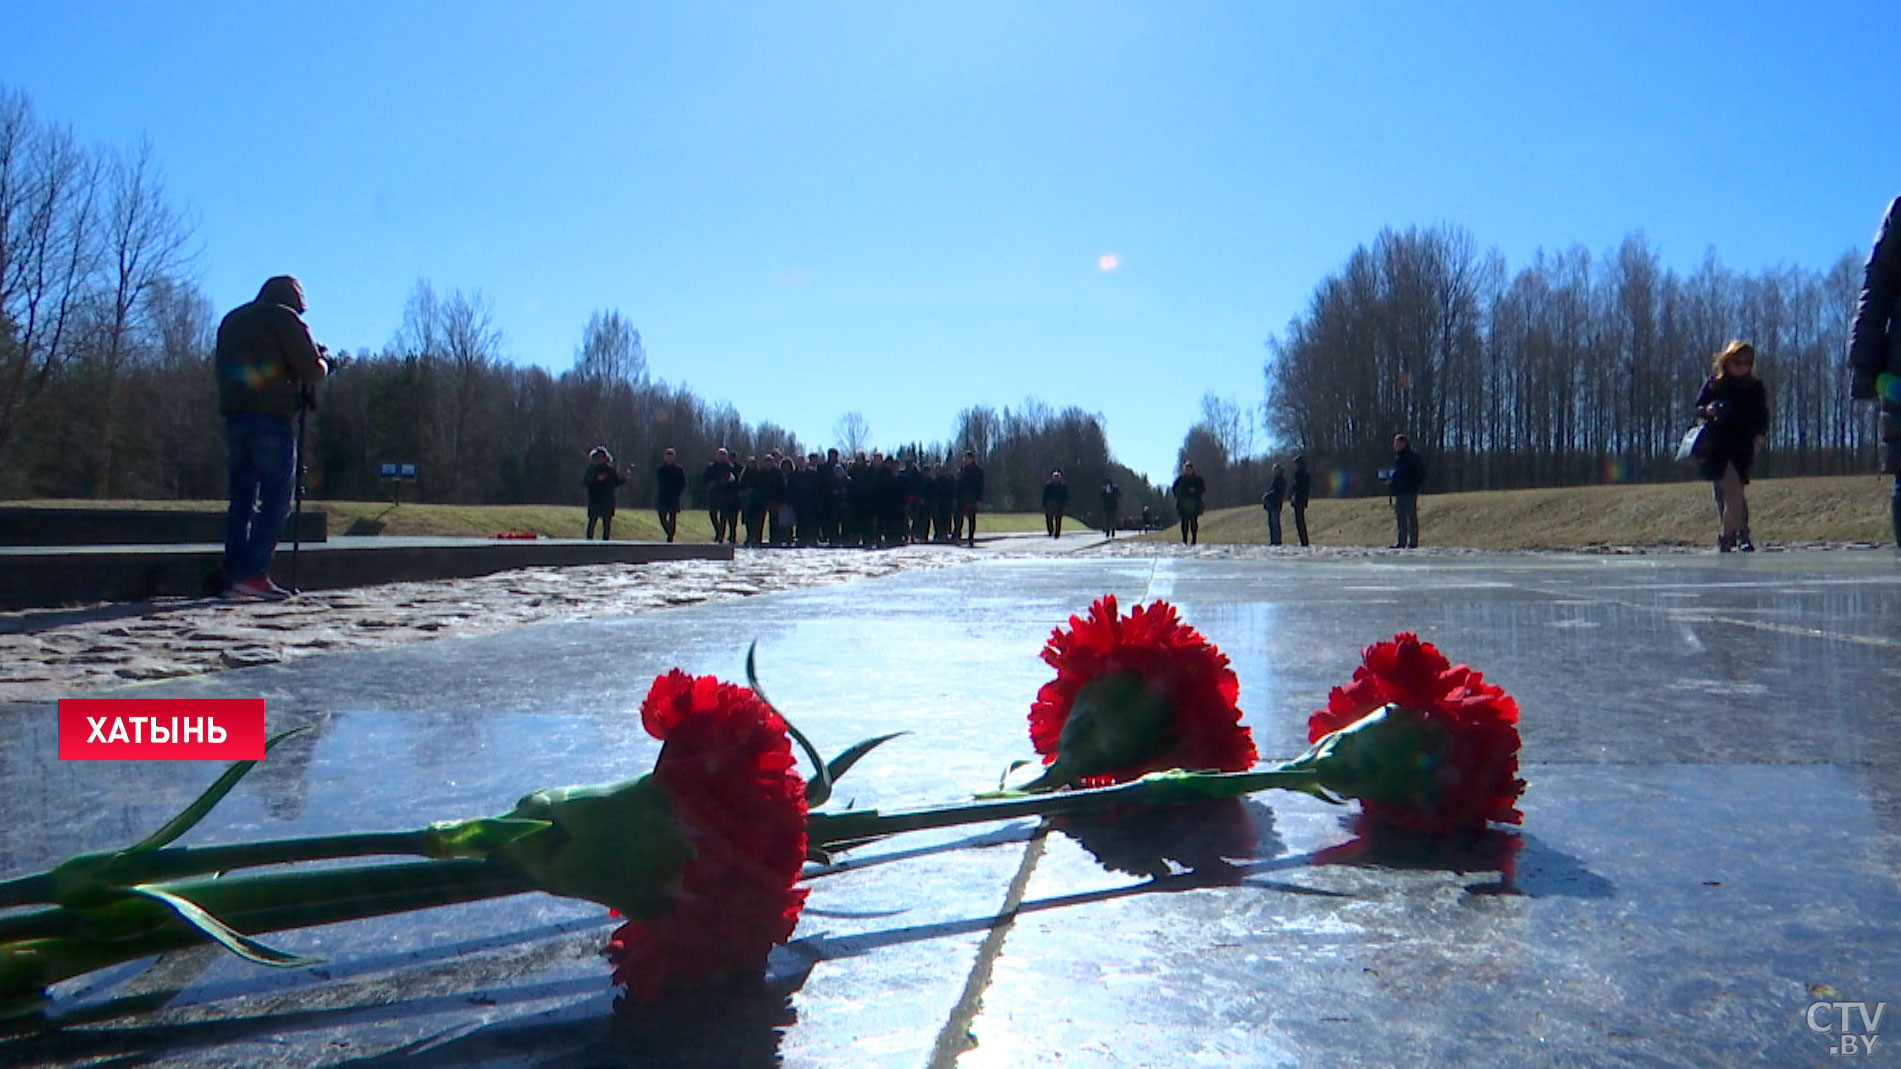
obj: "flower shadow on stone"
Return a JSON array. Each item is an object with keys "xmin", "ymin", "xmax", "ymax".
[
  {"xmin": 1305, "ymin": 814, "xmax": 1523, "ymax": 895},
  {"xmin": 608, "ymin": 972, "xmax": 806, "ymax": 1068},
  {"xmin": 1302, "ymin": 819, "xmax": 1610, "ymax": 899},
  {"xmin": 1309, "ymin": 817, "xmax": 1613, "ymax": 900},
  {"xmin": 1053, "ymin": 798, "xmax": 1282, "ymax": 884}
]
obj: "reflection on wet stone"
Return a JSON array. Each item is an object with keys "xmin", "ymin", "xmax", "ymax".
[{"xmin": 1054, "ymin": 798, "xmax": 1276, "ymax": 882}]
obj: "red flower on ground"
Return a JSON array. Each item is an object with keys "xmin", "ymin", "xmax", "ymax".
[
  {"xmin": 1028, "ymin": 595, "xmax": 1256, "ymax": 788},
  {"xmin": 605, "ymin": 670, "xmax": 809, "ymax": 1002},
  {"xmin": 1307, "ymin": 633, "xmax": 1524, "ymax": 834}
]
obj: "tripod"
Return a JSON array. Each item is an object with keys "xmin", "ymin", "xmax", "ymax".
[{"xmin": 289, "ymin": 389, "xmax": 312, "ymax": 594}]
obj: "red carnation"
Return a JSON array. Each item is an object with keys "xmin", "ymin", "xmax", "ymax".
[
  {"xmin": 1306, "ymin": 633, "xmax": 1524, "ymax": 834},
  {"xmin": 605, "ymin": 670, "xmax": 809, "ymax": 1002},
  {"xmin": 1027, "ymin": 595, "xmax": 1256, "ymax": 788}
]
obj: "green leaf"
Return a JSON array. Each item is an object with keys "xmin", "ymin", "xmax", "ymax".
[
  {"xmin": 128, "ymin": 727, "xmax": 312, "ymax": 853},
  {"xmin": 746, "ymin": 642, "xmax": 835, "ymax": 805},
  {"xmin": 825, "ymin": 733, "xmax": 907, "ymax": 790},
  {"xmin": 997, "ymin": 759, "xmax": 1033, "ymax": 792},
  {"xmin": 126, "ymin": 884, "xmax": 322, "ymax": 968}
]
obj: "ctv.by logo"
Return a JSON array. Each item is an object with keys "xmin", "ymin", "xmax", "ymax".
[{"xmin": 1807, "ymin": 997, "xmax": 1885, "ymax": 1057}]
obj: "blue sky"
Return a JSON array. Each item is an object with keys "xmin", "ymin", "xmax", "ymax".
[{"xmin": 6, "ymin": 2, "xmax": 1897, "ymax": 483}]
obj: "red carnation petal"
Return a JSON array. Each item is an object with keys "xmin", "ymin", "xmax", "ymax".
[
  {"xmin": 611, "ymin": 672, "xmax": 809, "ymax": 1001},
  {"xmin": 1029, "ymin": 595, "xmax": 1256, "ymax": 785},
  {"xmin": 1307, "ymin": 635, "xmax": 1525, "ymax": 834}
]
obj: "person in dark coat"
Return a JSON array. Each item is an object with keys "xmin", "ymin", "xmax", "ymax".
[
  {"xmin": 1171, "ymin": 462, "xmax": 1207, "ymax": 545},
  {"xmin": 1388, "ymin": 435, "xmax": 1425, "ymax": 549},
  {"xmin": 903, "ymin": 460, "xmax": 928, "ymax": 543},
  {"xmin": 916, "ymin": 463, "xmax": 941, "ymax": 541},
  {"xmin": 768, "ymin": 456, "xmax": 795, "ymax": 545},
  {"xmin": 1849, "ymin": 194, "xmax": 1901, "ymax": 546},
  {"xmin": 739, "ymin": 456, "xmax": 771, "ymax": 547},
  {"xmin": 584, "ymin": 446, "xmax": 627, "ymax": 540},
  {"xmin": 876, "ymin": 454, "xmax": 906, "ymax": 546},
  {"xmin": 1262, "ymin": 463, "xmax": 1287, "ymax": 546},
  {"xmin": 827, "ymin": 458, "xmax": 851, "ymax": 545},
  {"xmin": 1041, "ymin": 470, "xmax": 1069, "ymax": 537},
  {"xmin": 1695, "ymin": 341, "xmax": 1771, "ymax": 552},
  {"xmin": 214, "ymin": 275, "xmax": 330, "ymax": 600},
  {"xmin": 1100, "ymin": 479, "xmax": 1121, "ymax": 538},
  {"xmin": 954, "ymin": 451, "xmax": 984, "ymax": 547},
  {"xmin": 654, "ymin": 447, "xmax": 687, "ymax": 543},
  {"xmin": 1290, "ymin": 455, "xmax": 1313, "ymax": 547},
  {"xmin": 933, "ymin": 464, "xmax": 957, "ymax": 542},
  {"xmin": 848, "ymin": 453, "xmax": 877, "ymax": 547},
  {"xmin": 793, "ymin": 454, "xmax": 823, "ymax": 545},
  {"xmin": 702, "ymin": 448, "xmax": 741, "ymax": 543}
]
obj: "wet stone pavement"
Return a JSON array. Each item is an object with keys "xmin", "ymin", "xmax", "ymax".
[{"xmin": 1, "ymin": 547, "xmax": 1898, "ymax": 1066}]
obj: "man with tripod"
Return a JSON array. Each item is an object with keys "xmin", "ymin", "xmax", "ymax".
[{"xmin": 214, "ymin": 275, "xmax": 329, "ymax": 600}]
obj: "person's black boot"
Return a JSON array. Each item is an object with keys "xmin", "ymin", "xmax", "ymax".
[
  {"xmin": 1718, "ymin": 534, "xmax": 1733, "ymax": 553},
  {"xmin": 1737, "ymin": 528, "xmax": 1755, "ymax": 552}
]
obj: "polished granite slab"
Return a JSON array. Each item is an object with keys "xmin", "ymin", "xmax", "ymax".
[{"xmin": 1, "ymin": 549, "xmax": 1897, "ymax": 1066}]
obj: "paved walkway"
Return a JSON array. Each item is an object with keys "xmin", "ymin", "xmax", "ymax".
[
  {"xmin": 0, "ymin": 532, "xmax": 1099, "ymax": 701},
  {"xmin": 1, "ymin": 547, "xmax": 1896, "ymax": 1064}
]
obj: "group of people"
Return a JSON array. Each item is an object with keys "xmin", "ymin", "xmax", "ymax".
[
  {"xmin": 583, "ymin": 446, "xmax": 689, "ymax": 543},
  {"xmin": 1259, "ymin": 455, "xmax": 1316, "ymax": 547},
  {"xmin": 588, "ymin": 447, "xmax": 990, "ymax": 549},
  {"xmin": 209, "ymin": 193, "xmax": 1901, "ymax": 603},
  {"xmin": 1038, "ymin": 472, "xmax": 1157, "ymax": 541}
]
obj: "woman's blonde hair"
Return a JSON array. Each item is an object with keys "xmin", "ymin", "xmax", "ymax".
[{"xmin": 1712, "ymin": 340, "xmax": 1756, "ymax": 377}]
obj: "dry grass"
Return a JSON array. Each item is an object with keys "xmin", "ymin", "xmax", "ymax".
[
  {"xmin": 9, "ymin": 474, "xmax": 1893, "ymax": 547},
  {"xmin": 1158, "ymin": 474, "xmax": 1896, "ymax": 549}
]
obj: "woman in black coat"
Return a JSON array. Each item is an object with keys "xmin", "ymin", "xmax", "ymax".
[{"xmin": 1693, "ymin": 341, "xmax": 1770, "ymax": 552}]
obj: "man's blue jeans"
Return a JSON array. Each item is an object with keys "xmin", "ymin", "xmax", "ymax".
[{"xmin": 223, "ymin": 412, "xmax": 296, "ymax": 584}]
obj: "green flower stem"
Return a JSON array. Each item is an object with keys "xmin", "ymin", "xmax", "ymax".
[
  {"xmin": 0, "ymin": 817, "xmax": 550, "ymax": 914},
  {"xmin": 808, "ymin": 766, "xmax": 1324, "ymax": 847},
  {"xmin": 0, "ymin": 831, "xmax": 439, "ymax": 911},
  {"xmin": 1, "ymin": 858, "xmax": 536, "ymax": 997}
]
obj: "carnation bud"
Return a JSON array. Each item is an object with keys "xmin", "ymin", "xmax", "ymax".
[{"xmin": 496, "ymin": 776, "xmax": 693, "ymax": 920}]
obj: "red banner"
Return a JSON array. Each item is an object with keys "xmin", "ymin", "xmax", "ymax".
[{"xmin": 58, "ymin": 699, "xmax": 267, "ymax": 761}]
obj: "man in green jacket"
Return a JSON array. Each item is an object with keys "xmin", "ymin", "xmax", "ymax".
[{"xmin": 214, "ymin": 275, "xmax": 329, "ymax": 600}]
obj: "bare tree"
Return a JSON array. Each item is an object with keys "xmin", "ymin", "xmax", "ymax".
[
  {"xmin": 834, "ymin": 410, "xmax": 870, "ymax": 454},
  {"xmin": 83, "ymin": 138, "xmax": 194, "ymax": 495},
  {"xmin": 953, "ymin": 404, "xmax": 998, "ymax": 459},
  {"xmin": 396, "ymin": 280, "xmax": 504, "ymax": 500},
  {"xmin": 1196, "ymin": 392, "xmax": 1255, "ymax": 461},
  {"xmin": 573, "ymin": 308, "xmax": 646, "ymax": 385},
  {"xmin": 1268, "ymin": 227, "xmax": 1867, "ymax": 494},
  {"xmin": 0, "ymin": 87, "xmax": 103, "ymax": 454}
]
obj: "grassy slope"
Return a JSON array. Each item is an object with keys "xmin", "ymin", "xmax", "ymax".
[
  {"xmin": 9, "ymin": 474, "xmax": 1893, "ymax": 546},
  {"xmin": 1174, "ymin": 474, "xmax": 1895, "ymax": 549}
]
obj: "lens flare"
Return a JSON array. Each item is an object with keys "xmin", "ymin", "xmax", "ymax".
[
  {"xmin": 1879, "ymin": 373, "xmax": 1901, "ymax": 405},
  {"xmin": 1601, "ymin": 456, "xmax": 1633, "ymax": 484},
  {"xmin": 1098, "ymin": 254, "xmax": 1120, "ymax": 271}
]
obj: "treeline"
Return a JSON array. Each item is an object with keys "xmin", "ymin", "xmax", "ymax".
[
  {"xmin": 0, "ymin": 88, "xmax": 200, "ymax": 499},
  {"xmin": 0, "ymin": 85, "xmax": 1158, "ymax": 516},
  {"xmin": 307, "ymin": 288, "xmax": 1159, "ymax": 520},
  {"xmin": 1264, "ymin": 225, "xmax": 1874, "ymax": 493},
  {"xmin": 939, "ymin": 401, "xmax": 1163, "ymax": 521}
]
